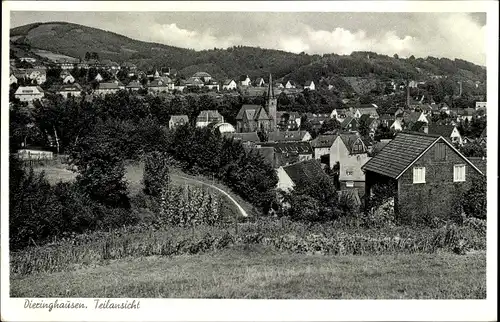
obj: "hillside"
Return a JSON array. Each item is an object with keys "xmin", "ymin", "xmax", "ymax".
[{"xmin": 10, "ymin": 22, "xmax": 487, "ymax": 91}]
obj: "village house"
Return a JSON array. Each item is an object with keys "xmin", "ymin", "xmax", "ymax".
[
  {"xmin": 475, "ymin": 101, "xmax": 486, "ymax": 112},
  {"xmin": 304, "ymin": 80, "xmax": 315, "ymax": 91},
  {"xmin": 267, "ymin": 130, "xmax": 312, "ymax": 143},
  {"xmin": 126, "ymin": 80, "xmax": 142, "ymax": 91},
  {"xmin": 276, "ymin": 159, "xmax": 327, "ymax": 192},
  {"xmin": 402, "ymin": 111, "xmax": 428, "ymax": 129},
  {"xmin": 477, "ymin": 128, "xmax": 487, "ymax": 146},
  {"xmin": 276, "ymin": 111, "xmax": 301, "ymax": 131},
  {"xmin": 148, "ymin": 78, "xmax": 171, "ymax": 93},
  {"xmin": 257, "ymin": 141, "xmax": 314, "ymax": 168},
  {"xmin": 95, "ymin": 82, "xmax": 123, "ymax": 95},
  {"xmin": 362, "ymin": 132, "xmax": 485, "ymax": 223},
  {"xmin": 169, "ymin": 115, "xmax": 189, "ymax": 129},
  {"xmin": 235, "ymin": 75, "xmax": 277, "ymax": 132},
  {"xmin": 185, "ymin": 76, "xmax": 205, "ymax": 88},
  {"xmin": 57, "ymin": 61, "xmax": 75, "ymax": 70},
  {"xmin": 330, "ymin": 108, "xmax": 350, "ymax": 122},
  {"xmin": 196, "ymin": 110, "xmax": 224, "ymax": 128},
  {"xmin": 222, "ymin": 132, "xmax": 261, "ymax": 145},
  {"xmin": 20, "ymin": 57, "xmax": 37, "ymax": 63},
  {"xmin": 192, "ymin": 72, "xmax": 212, "ymax": 83},
  {"xmin": 56, "ymin": 83, "xmax": 83, "ymax": 98},
  {"xmin": 276, "ymin": 82, "xmax": 284, "ymax": 89},
  {"xmin": 205, "ymin": 80, "xmax": 220, "ymax": 91},
  {"xmin": 428, "ymin": 124, "xmax": 463, "ymax": 146},
  {"xmin": 330, "ymin": 134, "xmax": 371, "ymax": 195},
  {"xmin": 456, "ymin": 108, "xmax": 476, "ymax": 122},
  {"xmin": 14, "ymin": 86, "xmax": 45, "ymax": 102},
  {"xmin": 222, "ymin": 79, "xmax": 237, "ymax": 90},
  {"xmin": 341, "ymin": 116, "xmax": 358, "ymax": 132},
  {"xmin": 306, "ymin": 113, "xmax": 330, "ymax": 128},
  {"xmin": 10, "ymin": 74, "xmax": 18, "ymax": 85},
  {"xmin": 254, "ymin": 77, "xmax": 266, "ymax": 87},
  {"xmin": 239, "ymin": 75, "xmax": 251, "ymax": 86},
  {"xmin": 310, "ymin": 134, "xmax": 337, "ymax": 160},
  {"xmin": 60, "ymin": 71, "xmax": 75, "ymax": 84},
  {"xmin": 354, "ymin": 104, "xmax": 379, "ymax": 119},
  {"xmin": 94, "ymin": 73, "xmax": 104, "ymax": 82},
  {"xmin": 359, "ymin": 114, "xmax": 381, "ymax": 137},
  {"xmin": 285, "ymin": 80, "xmax": 296, "ymax": 89},
  {"xmin": 20, "ymin": 69, "xmax": 47, "ymax": 84}
]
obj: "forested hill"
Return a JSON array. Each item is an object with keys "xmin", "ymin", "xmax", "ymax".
[{"xmin": 11, "ymin": 21, "xmax": 486, "ymax": 84}]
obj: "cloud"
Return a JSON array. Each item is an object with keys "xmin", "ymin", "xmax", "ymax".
[{"xmin": 150, "ymin": 23, "xmax": 242, "ymax": 50}]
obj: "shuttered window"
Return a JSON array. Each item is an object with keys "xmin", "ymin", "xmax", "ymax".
[
  {"xmin": 435, "ymin": 143, "xmax": 446, "ymax": 161},
  {"xmin": 413, "ymin": 166, "xmax": 426, "ymax": 183},
  {"xmin": 454, "ymin": 164, "xmax": 466, "ymax": 182}
]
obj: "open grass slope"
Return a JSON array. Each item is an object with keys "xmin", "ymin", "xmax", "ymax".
[
  {"xmin": 10, "ymin": 246, "xmax": 486, "ymax": 299},
  {"xmin": 32, "ymin": 161, "xmax": 255, "ymax": 218}
]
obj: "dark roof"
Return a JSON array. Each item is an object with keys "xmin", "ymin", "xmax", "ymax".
[
  {"xmin": 362, "ymin": 132, "xmax": 483, "ymax": 179},
  {"xmin": 58, "ymin": 83, "xmax": 82, "ymax": 92},
  {"xmin": 427, "ymin": 124, "xmax": 455, "ymax": 137},
  {"xmin": 410, "ymin": 121, "xmax": 428, "ymax": 132},
  {"xmin": 239, "ymin": 75, "xmax": 250, "ymax": 81},
  {"xmin": 236, "ymin": 105, "xmax": 259, "ymax": 120},
  {"xmin": 310, "ymin": 134, "xmax": 337, "ymax": 148},
  {"xmin": 223, "ymin": 79, "xmax": 235, "ymax": 85},
  {"xmin": 222, "ymin": 132, "xmax": 260, "ymax": 143},
  {"xmin": 126, "ymin": 81, "xmax": 142, "ymax": 88},
  {"xmin": 253, "ymin": 106, "xmax": 271, "ymax": 121},
  {"xmin": 259, "ymin": 141, "xmax": 313, "ymax": 154},
  {"xmin": 267, "ymin": 131, "xmax": 310, "ymax": 142},
  {"xmin": 282, "ymin": 159, "xmax": 327, "ymax": 186},
  {"xmin": 403, "ymin": 111, "xmax": 424, "ymax": 124},
  {"xmin": 247, "ymin": 146, "xmax": 274, "ymax": 165},
  {"xmin": 341, "ymin": 116, "xmax": 358, "ymax": 130},
  {"xmin": 339, "ymin": 134, "xmax": 367, "ymax": 154},
  {"xmin": 197, "ymin": 110, "xmax": 223, "ymax": 120}
]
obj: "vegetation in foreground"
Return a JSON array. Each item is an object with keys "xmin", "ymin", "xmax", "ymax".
[{"xmin": 11, "ymin": 246, "xmax": 486, "ymax": 299}]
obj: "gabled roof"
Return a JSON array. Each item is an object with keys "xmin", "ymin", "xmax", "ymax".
[
  {"xmin": 186, "ymin": 77, "xmax": 204, "ymax": 85},
  {"xmin": 236, "ymin": 105, "xmax": 259, "ymax": 120},
  {"xmin": 14, "ymin": 86, "xmax": 44, "ymax": 95},
  {"xmin": 223, "ymin": 132, "xmax": 260, "ymax": 143},
  {"xmin": 149, "ymin": 79, "xmax": 169, "ymax": 87},
  {"xmin": 223, "ymin": 79, "xmax": 235, "ymax": 85},
  {"xmin": 357, "ymin": 106, "xmax": 379, "ymax": 116},
  {"xmin": 170, "ymin": 115, "xmax": 189, "ymax": 123},
  {"xmin": 58, "ymin": 83, "xmax": 82, "ymax": 92},
  {"xmin": 260, "ymin": 141, "xmax": 313, "ymax": 154},
  {"xmin": 427, "ymin": 124, "xmax": 455, "ymax": 137},
  {"xmin": 253, "ymin": 106, "xmax": 271, "ymax": 121},
  {"xmin": 98, "ymin": 82, "xmax": 120, "ymax": 90},
  {"xmin": 403, "ymin": 111, "xmax": 424, "ymax": 124},
  {"xmin": 197, "ymin": 110, "xmax": 223, "ymax": 120},
  {"xmin": 304, "ymin": 80, "xmax": 314, "ymax": 86},
  {"xmin": 341, "ymin": 116, "xmax": 358, "ymax": 129},
  {"xmin": 339, "ymin": 134, "xmax": 367, "ymax": 154},
  {"xmin": 410, "ymin": 121, "xmax": 428, "ymax": 132},
  {"xmin": 268, "ymin": 131, "xmax": 310, "ymax": 142},
  {"xmin": 282, "ymin": 159, "xmax": 328, "ymax": 187},
  {"xmin": 310, "ymin": 134, "xmax": 337, "ymax": 148},
  {"xmin": 362, "ymin": 132, "xmax": 484, "ymax": 179},
  {"xmin": 193, "ymin": 72, "xmax": 211, "ymax": 78}
]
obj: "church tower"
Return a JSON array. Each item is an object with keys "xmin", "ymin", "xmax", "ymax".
[{"xmin": 266, "ymin": 73, "xmax": 277, "ymax": 130}]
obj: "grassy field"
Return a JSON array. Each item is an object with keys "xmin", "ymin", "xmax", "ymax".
[
  {"xmin": 10, "ymin": 246, "xmax": 486, "ymax": 299},
  {"xmin": 33, "ymin": 161, "xmax": 256, "ymax": 218}
]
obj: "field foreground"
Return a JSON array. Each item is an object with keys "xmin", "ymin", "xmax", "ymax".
[{"xmin": 11, "ymin": 247, "xmax": 486, "ymax": 299}]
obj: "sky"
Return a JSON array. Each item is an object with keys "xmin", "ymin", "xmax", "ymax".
[{"xmin": 10, "ymin": 11, "xmax": 487, "ymax": 65}]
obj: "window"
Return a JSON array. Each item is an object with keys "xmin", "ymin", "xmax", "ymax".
[
  {"xmin": 454, "ymin": 164, "xmax": 466, "ymax": 182},
  {"xmin": 434, "ymin": 143, "xmax": 446, "ymax": 161},
  {"xmin": 413, "ymin": 166, "xmax": 426, "ymax": 183},
  {"xmin": 346, "ymin": 169, "xmax": 353, "ymax": 176},
  {"xmin": 346, "ymin": 181, "xmax": 354, "ymax": 188}
]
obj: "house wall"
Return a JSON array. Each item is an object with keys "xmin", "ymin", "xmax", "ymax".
[
  {"xmin": 276, "ymin": 167, "xmax": 295, "ymax": 192},
  {"xmin": 397, "ymin": 142, "xmax": 483, "ymax": 224},
  {"xmin": 314, "ymin": 147, "xmax": 331, "ymax": 159},
  {"xmin": 15, "ymin": 92, "xmax": 44, "ymax": 102}
]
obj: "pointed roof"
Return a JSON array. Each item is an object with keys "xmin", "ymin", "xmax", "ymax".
[
  {"xmin": 267, "ymin": 74, "xmax": 275, "ymax": 99},
  {"xmin": 310, "ymin": 134, "xmax": 337, "ymax": 148},
  {"xmin": 362, "ymin": 132, "xmax": 484, "ymax": 179},
  {"xmin": 339, "ymin": 134, "xmax": 367, "ymax": 154},
  {"xmin": 427, "ymin": 124, "xmax": 455, "ymax": 137},
  {"xmin": 236, "ymin": 104, "xmax": 259, "ymax": 120},
  {"xmin": 282, "ymin": 159, "xmax": 328, "ymax": 187}
]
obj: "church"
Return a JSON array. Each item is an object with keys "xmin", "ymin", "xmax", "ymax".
[{"xmin": 235, "ymin": 74, "xmax": 277, "ymax": 133}]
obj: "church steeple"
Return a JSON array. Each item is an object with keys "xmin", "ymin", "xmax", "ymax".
[
  {"xmin": 268, "ymin": 73, "xmax": 275, "ymax": 99},
  {"xmin": 266, "ymin": 73, "xmax": 277, "ymax": 131}
]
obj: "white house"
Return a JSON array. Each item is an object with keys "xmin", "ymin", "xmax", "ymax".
[
  {"xmin": 61, "ymin": 73, "xmax": 75, "ymax": 84},
  {"xmin": 95, "ymin": 82, "xmax": 123, "ymax": 95},
  {"xmin": 304, "ymin": 80, "xmax": 315, "ymax": 91},
  {"xmin": 390, "ymin": 119, "xmax": 404, "ymax": 131},
  {"xmin": 330, "ymin": 134, "xmax": 371, "ymax": 192},
  {"xmin": 57, "ymin": 83, "xmax": 83, "ymax": 98},
  {"xmin": 19, "ymin": 57, "xmax": 37, "ymax": 63},
  {"xmin": 276, "ymin": 159, "xmax": 326, "ymax": 192},
  {"xmin": 222, "ymin": 79, "xmax": 237, "ymax": 90},
  {"xmin": 255, "ymin": 77, "xmax": 265, "ymax": 87},
  {"xmin": 310, "ymin": 134, "xmax": 337, "ymax": 160},
  {"xmin": 14, "ymin": 86, "xmax": 45, "ymax": 102},
  {"xmin": 285, "ymin": 80, "xmax": 296, "ymax": 89},
  {"xmin": 95, "ymin": 73, "xmax": 104, "ymax": 82},
  {"xmin": 475, "ymin": 101, "xmax": 486, "ymax": 111},
  {"xmin": 239, "ymin": 75, "xmax": 251, "ymax": 86},
  {"xmin": 10, "ymin": 74, "xmax": 18, "ymax": 85}
]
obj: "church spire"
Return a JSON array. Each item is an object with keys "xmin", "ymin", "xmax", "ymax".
[{"xmin": 268, "ymin": 73, "xmax": 274, "ymax": 99}]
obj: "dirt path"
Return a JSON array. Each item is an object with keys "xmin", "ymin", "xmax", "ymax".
[{"xmin": 171, "ymin": 174, "xmax": 248, "ymax": 217}]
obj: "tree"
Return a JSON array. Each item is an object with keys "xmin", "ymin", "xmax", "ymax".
[
  {"xmin": 393, "ymin": 54, "xmax": 399, "ymax": 59},
  {"xmin": 143, "ymin": 151, "xmax": 171, "ymax": 197},
  {"xmin": 357, "ymin": 117, "xmax": 371, "ymax": 138},
  {"xmin": 459, "ymin": 141, "xmax": 486, "ymax": 158},
  {"xmin": 319, "ymin": 118, "xmax": 341, "ymax": 134},
  {"xmin": 461, "ymin": 176, "xmax": 486, "ymax": 219}
]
